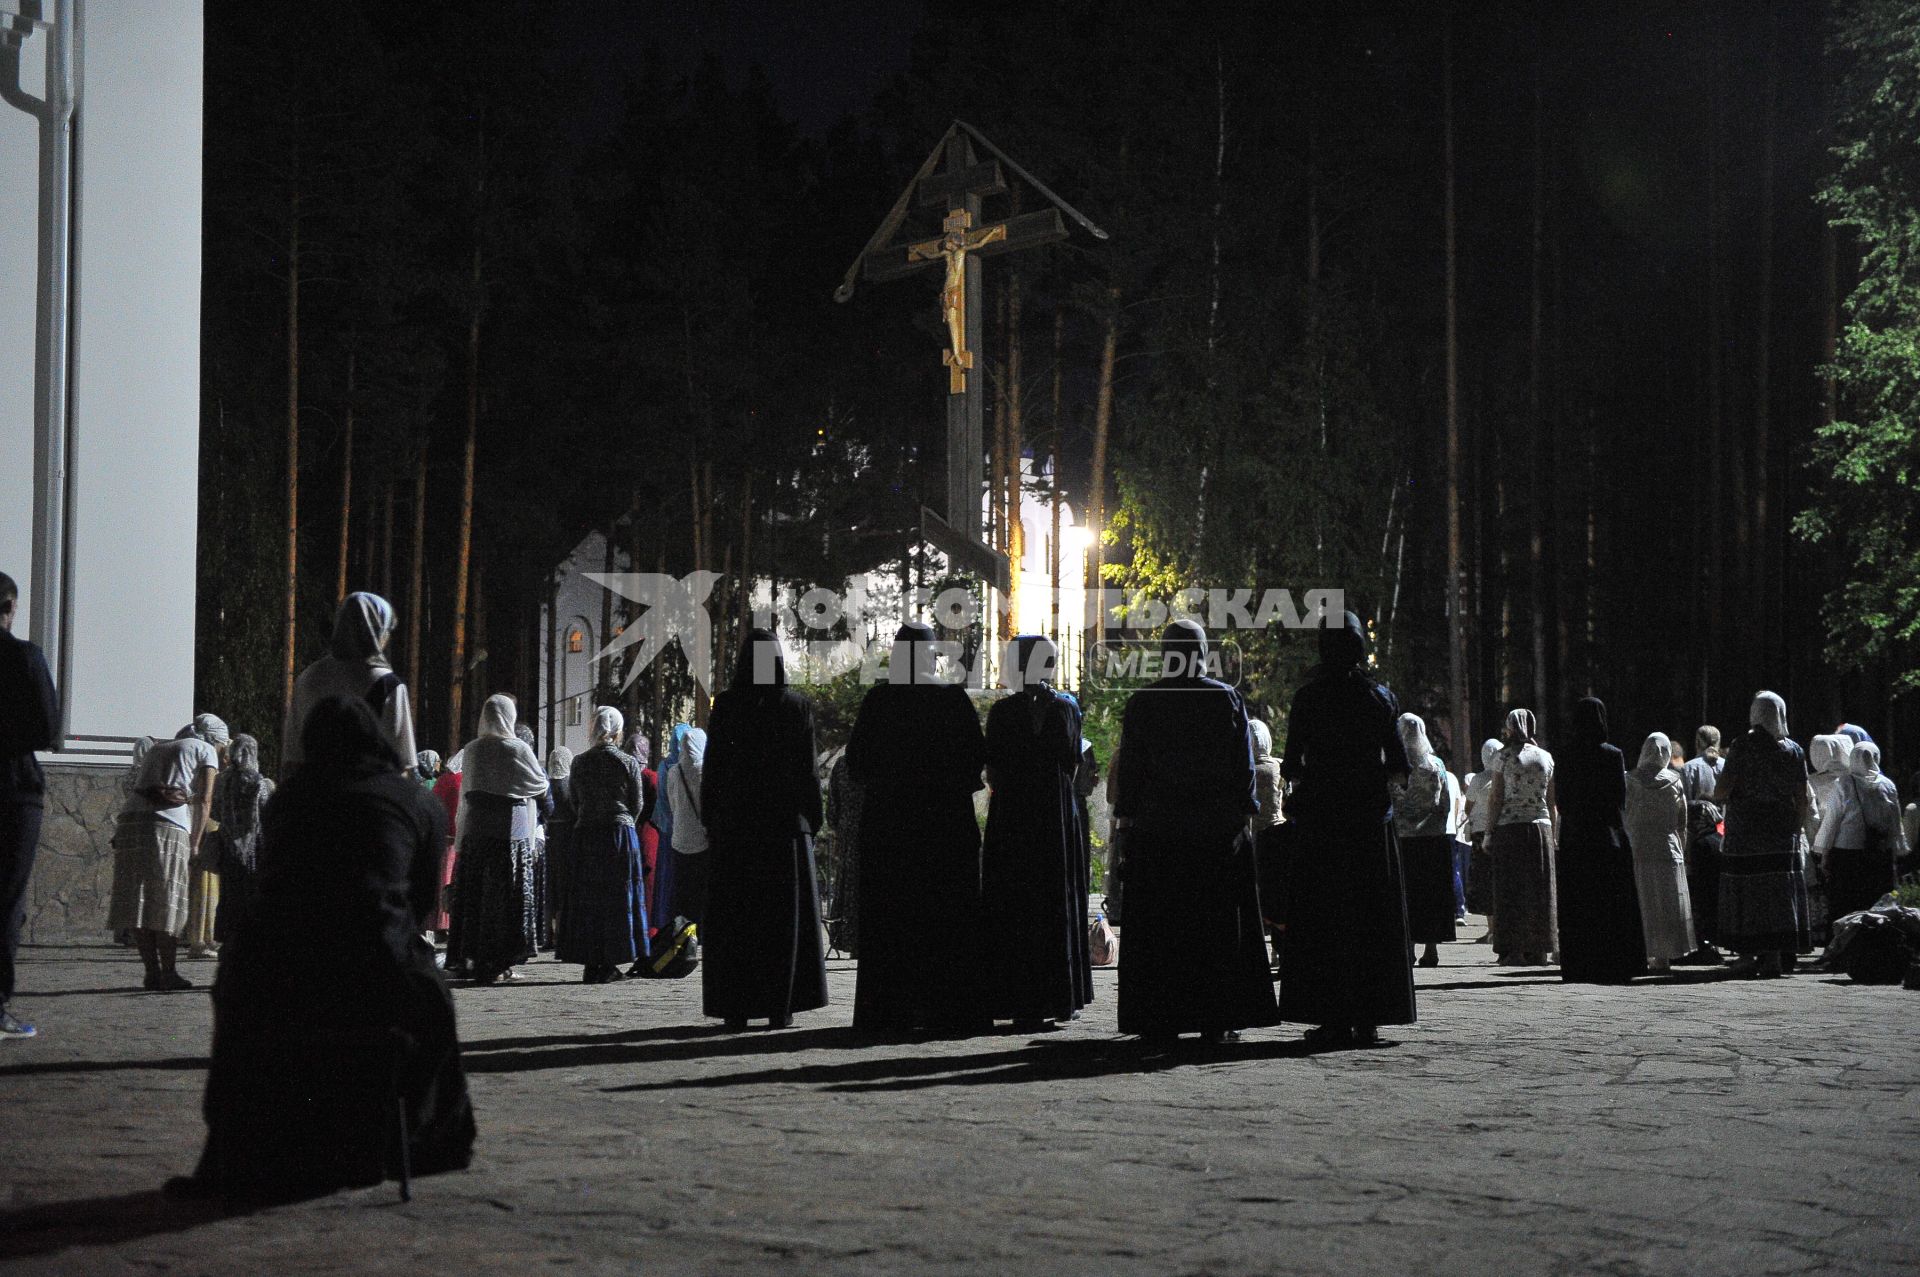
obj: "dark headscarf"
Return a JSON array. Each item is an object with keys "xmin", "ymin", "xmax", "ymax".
[
  {"xmin": 1317, "ymin": 610, "xmax": 1366, "ymax": 672},
  {"xmin": 732, "ymin": 627, "xmax": 787, "ymax": 688},
  {"xmin": 299, "ymin": 694, "xmax": 403, "ymax": 778},
  {"xmin": 329, "ymin": 592, "xmax": 396, "ymax": 670},
  {"xmin": 1160, "ymin": 619, "xmax": 1208, "ymax": 680},
  {"xmin": 890, "ymin": 621, "xmax": 941, "ymax": 685},
  {"xmin": 1569, "ymin": 696, "xmax": 1609, "ymax": 748}
]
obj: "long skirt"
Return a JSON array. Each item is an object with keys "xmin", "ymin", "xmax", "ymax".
[
  {"xmin": 701, "ymin": 830, "xmax": 828, "ymax": 1023},
  {"xmin": 107, "ymin": 816, "xmax": 192, "ymax": 937},
  {"xmin": 213, "ymin": 863, "xmax": 258, "ymax": 945},
  {"xmin": 1490, "ymin": 821, "xmax": 1557, "ymax": 959},
  {"xmin": 1825, "ymin": 845, "xmax": 1897, "ymax": 929},
  {"xmin": 1122, "ymin": 817, "xmax": 1280, "ymax": 1037},
  {"xmin": 1278, "ymin": 807, "xmax": 1415, "ymax": 1030},
  {"xmin": 1465, "ymin": 830, "xmax": 1496, "ymax": 918},
  {"xmin": 1400, "ymin": 833, "xmax": 1458, "ymax": 945},
  {"xmin": 448, "ymin": 835, "xmax": 540, "ymax": 978},
  {"xmin": 556, "ymin": 822, "xmax": 646, "ymax": 969},
  {"xmin": 1629, "ymin": 834, "xmax": 1696, "ymax": 962},
  {"xmin": 1717, "ymin": 830, "xmax": 1809, "ymax": 956},
  {"xmin": 1686, "ymin": 830, "xmax": 1721, "ymax": 945},
  {"xmin": 1557, "ymin": 824, "xmax": 1647, "ymax": 983}
]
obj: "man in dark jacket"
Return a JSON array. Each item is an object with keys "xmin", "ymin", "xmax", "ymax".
[{"xmin": 0, "ymin": 571, "xmax": 62, "ymax": 1039}]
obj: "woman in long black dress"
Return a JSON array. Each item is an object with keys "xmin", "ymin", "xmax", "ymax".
[
  {"xmin": 981, "ymin": 635, "xmax": 1087, "ymax": 1030},
  {"xmin": 700, "ymin": 629, "xmax": 828, "ymax": 1030},
  {"xmin": 557, "ymin": 709, "xmax": 651, "ymax": 984},
  {"xmin": 448, "ymin": 695, "xmax": 549, "ymax": 984},
  {"xmin": 173, "ymin": 695, "xmax": 475, "ymax": 1203},
  {"xmin": 849, "ymin": 621, "xmax": 988, "ymax": 1034},
  {"xmin": 1717, "ymin": 691, "xmax": 1812, "ymax": 978},
  {"xmin": 1277, "ymin": 611, "xmax": 1415, "ymax": 1048},
  {"xmin": 1113, "ymin": 621, "xmax": 1279, "ymax": 1044},
  {"xmin": 1553, "ymin": 696, "xmax": 1647, "ymax": 983}
]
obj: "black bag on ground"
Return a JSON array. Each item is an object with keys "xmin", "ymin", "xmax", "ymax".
[
  {"xmin": 1836, "ymin": 912, "xmax": 1916, "ymax": 984},
  {"xmin": 632, "ymin": 916, "xmax": 699, "ymax": 979}
]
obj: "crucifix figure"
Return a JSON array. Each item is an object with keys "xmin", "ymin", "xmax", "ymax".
[{"xmin": 836, "ymin": 121, "xmax": 1107, "ymax": 587}]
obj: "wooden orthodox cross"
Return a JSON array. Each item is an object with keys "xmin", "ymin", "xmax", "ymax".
[{"xmin": 837, "ymin": 122, "xmax": 1105, "ymax": 588}]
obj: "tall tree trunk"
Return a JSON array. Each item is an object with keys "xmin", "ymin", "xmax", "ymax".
[
  {"xmin": 544, "ymin": 573, "xmax": 558, "ymax": 754},
  {"xmin": 1050, "ymin": 306, "xmax": 1064, "ymax": 645},
  {"xmin": 689, "ymin": 458, "xmax": 711, "ymax": 727},
  {"xmin": 381, "ymin": 479, "xmax": 395, "ymax": 600},
  {"xmin": 282, "ymin": 180, "xmax": 301, "ymax": 722},
  {"xmin": 1753, "ymin": 19, "xmax": 1778, "ymax": 674},
  {"xmin": 1529, "ymin": 14, "xmax": 1549, "ymax": 718},
  {"xmin": 1088, "ymin": 293, "xmax": 1119, "ymax": 659},
  {"xmin": 1006, "ymin": 272, "xmax": 1025, "ymax": 642},
  {"xmin": 407, "ymin": 437, "xmax": 427, "ymax": 721},
  {"xmin": 448, "ymin": 241, "xmax": 481, "ymax": 746},
  {"xmin": 1443, "ymin": 15, "xmax": 1470, "ymax": 751},
  {"xmin": 335, "ymin": 348, "xmax": 356, "ymax": 608},
  {"xmin": 469, "ymin": 556, "xmax": 485, "ymax": 723}
]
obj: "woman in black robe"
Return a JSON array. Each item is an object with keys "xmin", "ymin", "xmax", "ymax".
[
  {"xmin": 980, "ymin": 635, "xmax": 1087, "ymax": 1029},
  {"xmin": 700, "ymin": 629, "xmax": 829, "ymax": 1030},
  {"xmin": 849, "ymin": 621, "xmax": 988, "ymax": 1034},
  {"xmin": 171, "ymin": 695, "xmax": 475, "ymax": 1203},
  {"xmin": 1113, "ymin": 621, "xmax": 1279, "ymax": 1043},
  {"xmin": 1277, "ymin": 611, "xmax": 1416, "ymax": 1047},
  {"xmin": 1553, "ymin": 696, "xmax": 1647, "ymax": 983}
]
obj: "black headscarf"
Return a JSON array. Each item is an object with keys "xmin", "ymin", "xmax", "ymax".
[
  {"xmin": 732, "ymin": 627, "xmax": 787, "ymax": 688},
  {"xmin": 890, "ymin": 621, "xmax": 941, "ymax": 685},
  {"xmin": 299, "ymin": 694, "xmax": 403, "ymax": 778},
  {"xmin": 1161, "ymin": 619, "xmax": 1208, "ymax": 681},
  {"xmin": 1569, "ymin": 696, "xmax": 1609, "ymax": 749},
  {"xmin": 1315, "ymin": 610, "xmax": 1367, "ymax": 674}
]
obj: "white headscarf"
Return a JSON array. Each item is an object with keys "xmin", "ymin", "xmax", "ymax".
[
  {"xmin": 1849, "ymin": 741, "xmax": 1882, "ymax": 778},
  {"xmin": 589, "ymin": 706, "xmax": 624, "ymax": 749},
  {"xmin": 1634, "ymin": 732, "xmax": 1672, "ymax": 781},
  {"xmin": 1809, "ymin": 734, "xmax": 1852, "ymax": 776},
  {"xmin": 478, "ymin": 694, "xmax": 517, "ymax": 740},
  {"xmin": 1503, "ymin": 708, "xmax": 1537, "ymax": 747},
  {"xmin": 180, "ymin": 714, "xmax": 230, "ymax": 747},
  {"xmin": 444, "ymin": 749, "xmax": 465, "ymax": 775},
  {"xmin": 546, "ymin": 746, "xmax": 574, "ymax": 780},
  {"xmin": 1397, "ymin": 712, "xmax": 1433, "ymax": 767},
  {"xmin": 1249, "ymin": 718, "xmax": 1274, "ymax": 758},
  {"xmin": 1480, "ymin": 738, "xmax": 1502, "ymax": 771},
  {"xmin": 1749, "ymin": 691, "xmax": 1788, "ymax": 741},
  {"xmin": 330, "ymin": 592, "xmax": 397, "ymax": 670}
]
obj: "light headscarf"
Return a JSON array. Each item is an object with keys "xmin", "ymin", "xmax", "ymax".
[
  {"xmin": 1480, "ymin": 737, "xmax": 1502, "ymax": 771},
  {"xmin": 1809, "ymin": 734, "xmax": 1853, "ymax": 777},
  {"xmin": 478, "ymin": 693, "xmax": 517, "ymax": 740},
  {"xmin": 547, "ymin": 746, "xmax": 574, "ymax": 779},
  {"xmin": 678, "ymin": 725, "xmax": 707, "ymax": 773},
  {"xmin": 1503, "ymin": 708, "xmax": 1537, "ymax": 748},
  {"xmin": 179, "ymin": 714, "xmax": 230, "ymax": 747},
  {"xmin": 1397, "ymin": 712, "xmax": 1434, "ymax": 767},
  {"xmin": 415, "ymin": 749, "xmax": 441, "ymax": 777},
  {"xmin": 1849, "ymin": 741, "xmax": 1882, "ymax": 779},
  {"xmin": 228, "ymin": 733, "xmax": 262, "ymax": 774},
  {"xmin": 330, "ymin": 592, "xmax": 397, "ymax": 670},
  {"xmin": 589, "ymin": 706, "xmax": 624, "ymax": 749},
  {"xmin": 444, "ymin": 749, "xmax": 465, "ymax": 775},
  {"xmin": 1249, "ymin": 718, "xmax": 1275, "ymax": 758},
  {"xmin": 630, "ymin": 732, "xmax": 651, "ymax": 767},
  {"xmin": 1634, "ymin": 732, "xmax": 1672, "ymax": 781},
  {"xmin": 1749, "ymin": 691, "xmax": 1788, "ymax": 741},
  {"xmin": 890, "ymin": 621, "xmax": 942, "ymax": 686}
]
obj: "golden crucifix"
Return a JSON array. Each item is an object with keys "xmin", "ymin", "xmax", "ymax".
[{"xmin": 907, "ymin": 208, "xmax": 1005, "ymax": 393}]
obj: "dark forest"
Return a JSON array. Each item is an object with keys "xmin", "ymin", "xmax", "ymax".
[{"xmin": 194, "ymin": 0, "xmax": 1920, "ymax": 767}]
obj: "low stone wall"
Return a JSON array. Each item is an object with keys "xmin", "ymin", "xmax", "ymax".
[{"xmin": 27, "ymin": 762, "xmax": 128, "ymax": 944}]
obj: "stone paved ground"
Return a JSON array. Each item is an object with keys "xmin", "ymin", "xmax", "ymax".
[{"xmin": 2, "ymin": 929, "xmax": 1916, "ymax": 1276}]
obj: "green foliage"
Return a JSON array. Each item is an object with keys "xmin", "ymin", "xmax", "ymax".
[
  {"xmin": 1892, "ymin": 872, "xmax": 1920, "ymax": 909},
  {"xmin": 1799, "ymin": 0, "xmax": 1920, "ymax": 690}
]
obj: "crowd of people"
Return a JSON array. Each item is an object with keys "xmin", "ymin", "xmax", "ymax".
[{"xmin": 3, "ymin": 574, "xmax": 1916, "ymax": 1203}]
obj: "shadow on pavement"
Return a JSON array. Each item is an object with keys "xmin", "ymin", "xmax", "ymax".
[
  {"xmin": 459, "ymin": 1024, "xmax": 870, "ymax": 1074},
  {"xmin": 461, "ymin": 1023, "xmax": 737, "ymax": 1053},
  {"xmin": 0, "ymin": 1190, "xmax": 236, "ymax": 1262},
  {"xmin": 601, "ymin": 1033, "xmax": 1347, "ymax": 1095},
  {"xmin": 0, "ymin": 1054, "xmax": 209, "ymax": 1079}
]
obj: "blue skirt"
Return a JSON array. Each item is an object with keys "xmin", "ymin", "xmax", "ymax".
[{"xmin": 556, "ymin": 821, "xmax": 649, "ymax": 967}]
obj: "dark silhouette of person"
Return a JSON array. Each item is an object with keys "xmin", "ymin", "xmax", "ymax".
[
  {"xmin": 1277, "ymin": 610, "xmax": 1416, "ymax": 1048},
  {"xmin": 699, "ymin": 629, "xmax": 829, "ymax": 1030},
  {"xmin": 1554, "ymin": 696, "xmax": 1647, "ymax": 983},
  {"xmin": 980, "ymin": 635, "xmax": 1088, "ymax": 1030},
  {"xmin": 1112, "ymin": 620, "xmax": 1279, "ymax": 1043},
  {"xmin": 848, "ymin": 621, "xmax": 988, "ymax": 1034}
]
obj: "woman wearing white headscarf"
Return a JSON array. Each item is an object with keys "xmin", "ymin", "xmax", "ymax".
[
  {"xmin": 1488, "ymin": 708, "xmax": 1558, "ymax": 966},
  {"xmin": 1813, "ymin": 741, "xmax": 1907, "ymax": 925},
  {"xmin": 1391, "ymin": 713, "xmax": 1457, "ymax": 966},
  {"xmin": 205, "ymin": 733, "xmax": 275, "ymax": 948},
  {"xmin": 1462, "ymin": 737, "xmax": 1503, "ymax": 944},
  {"xmin": 1624, "ymin": 732, "xmax": 1695, "ymax": 970},
  {"xmin": 282, "ymin": 592, "xmax": 417, "ymax": 778},
  {"xmin": 557, "ymin": 710, "xmax": 649, "ymax": 983},
  {"xmin": 1714, "ymin": 691, "xmax": 1812, "ymax": 977},
  {"xmin": 448, "ymin": 695, "xmax": 549, "ymax": 983},
  {"xmin": 1803, "ymin": 734, "xmax": 1853, "ymax": 944}
]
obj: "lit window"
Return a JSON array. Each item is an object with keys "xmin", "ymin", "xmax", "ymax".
[
  {"xmin": 566, "ymin": 699, "xmax": 582, "ymax": 727},
  {"xmin": 567, "ymin": 630, "xmax": 584, "ymax": 654}
]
